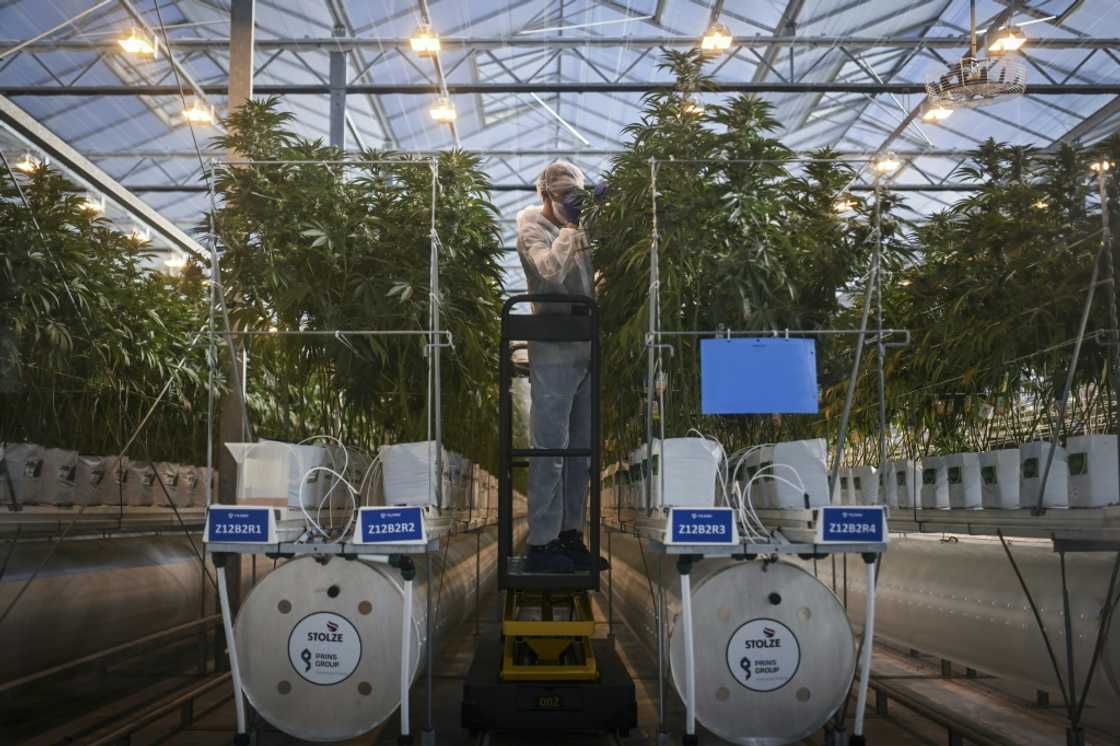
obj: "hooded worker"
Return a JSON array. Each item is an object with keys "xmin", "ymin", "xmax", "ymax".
[{"xmin": 515, "ymin": 160, "xmax": 604, "ymax": 573}]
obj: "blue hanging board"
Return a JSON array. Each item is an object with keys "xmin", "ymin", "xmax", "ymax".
[{"xmin": 700, "ymin": 337, "xmax": 819, "ymax": 414}]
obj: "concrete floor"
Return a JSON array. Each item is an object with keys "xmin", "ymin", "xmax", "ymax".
[{"xmin": 144, "ymin": 581, "xmax": 1117, "ymax": 746}]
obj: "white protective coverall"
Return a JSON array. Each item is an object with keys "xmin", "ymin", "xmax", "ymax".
[{"xmin": 515, "ymin": 184, "xmax": 595, "ymax": 547}]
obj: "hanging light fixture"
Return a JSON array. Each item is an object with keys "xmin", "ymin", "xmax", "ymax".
[
  {"xmin": 129, "ymin": 226, "xmax": 151, "ymax": 244},
  {"xmin": 682, "ymin": 98, "xmax": 704, "ymax": 115},
  {"xmin": 164, "ymin": 253, "xmax": 187, "ymax": 271},
  {"xmin": 833, "ymin": 196, "xmax": 855, "ymax": 214},
  {"xmin": 1090, "ymin": 160, "xmax": 1113, "ymax": 173},
  {"xmin": 15, "ymin": 152, "xmax": 42, "ymax": 173},
  {"xmin": 429, "ymin": 96, "xmax": 457, "ymax": 122},
  {"xmin": 989, "ymin": 26, "xmax": 1026, "ymax": 54},
  {"xmin": 410, "ymin": 24, "xmax": 441, "ymax": 56},
  {"xmin": 182, "ymin": 98, "xmax": 215, "ymax": 124},
  {"xmin": 872, "ymin": 151, "xmax": 901, "ymax": 174},
  {"xmin": 118, "ymin": 27, "xmax": 158, "ymax": 57},
  {"xmin": 80, "ymin": 193, "xmax": 105, "ymax": 214},
  {"xmin": 1033, "ymin": 199, "xmax": 1049, "ymax": 209},
  {"xmin": 921, "ymin": 101, "xmax": 954, "ymax": 122},
  {"xmin": 700, "ymin": 22, "xmax": 733, "ymax": 54}
]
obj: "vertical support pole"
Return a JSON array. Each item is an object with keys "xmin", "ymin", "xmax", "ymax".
[
  {"xmin": 474, "ymin": 530, "xmax": 481, "ymax": 637},
  {"xmin": 607, "ymin": 526, "xmax": 614, "ymax": 639},
  {"xmin": 1094, "ymin": 167, "xmax": 1120, "ymax": 504},
  {"xmin": 216, "ymin": 556, "xmax": 248, "ymax": 744},
  {"xmin": 429, "ymin": 161, "xmax": 443, "ymax": 509},
  {"xmin": 1059, "ymin": 551, "xmax": 1080, "ymax": 740},
  {"xmin": 656, "ymin": 549, "xmax": 668, "ymax": 744},
  {"xmin": 645, "ymin": 158, "xmax": 660, "ymax": 515},
  {"xmin": 874, "ymin": 180, "xmax": 888, "ymax": 473},
  {"xmin": 399, "ymin": 557, "xmax": 416, "ymax": 744},
  {"xmin": 423, "ymin": 549, "xmax": 435, "ymax": 745},
  {"xmin": 678, "ymin": 557, "xmax": 698, "ymax": 745},
  {"xmin": 851, "ymin": 555, "xmax": 878, "ymax": 744},
  {"xmin": 329, "ymin": 25, "xmax": 346, "ymax": 150},
  {"xmin": 218, "ymin": 0, "xmax": 255, "ymax": 625}
]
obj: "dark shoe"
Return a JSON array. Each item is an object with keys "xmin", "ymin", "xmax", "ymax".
[
  {"xmin": 558, "ymin": 530, "xmax": 609, "ymax": 572},
  {"xmin": 525, "ymin": 540, "xmax": 575, "ymax": 573}
]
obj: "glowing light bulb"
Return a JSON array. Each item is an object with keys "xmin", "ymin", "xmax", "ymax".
[
  {"xmin": 130, "ymin": 226, "xmax": 151, "ymax": 244},
  {"xmin": 118, "ymin": 27, "xmax": 157, "ymax": 57},
  {"xmin": 81, "ymin": 194, "xmax": 105, "ymax": 213},
  {"xmin": 833, "ymin": 196, "xmax": 855, "ymax": 214},
  {"xmin": 15, "ymin": 152, "xmax": 41, "ymax": 173},
  {"xmin": 1033, "ymin": 199, "xmax": 1049, "ymax": 209},
  {"xmin": 182, "ymin": 99, "xmax": 215, "ymax": 124},
  {"xmin": 922, "ymin": 103, "xmax": 953, "ymax": 122},
  {"xmin": 165, "ymin": 253, "xmax": 187, "ymax": 270},
  {"xmin": 429, "ymin": 96, "xmax": 457, "ymax": 122},
  {"xmin": 873, "ymin": 152, "xmax": 901, "ymax": 174},
  {"xmin": 682, "ymin": 99, "xmax": 704, "ymax": 115},
  {"xmin": 700, "ymin": 23, "xmax": 733, "ymax": 54},
  {"xmin": 989, "ymin": 27, "xmax": 1025, "ymax": 54},
  {"xmin": 410, "ymin": 24, "xmax": 441, "ymax": 56},
  {"xmin": 1090, "ymin": 160, "xmax": 1113, "ymax": 173}
]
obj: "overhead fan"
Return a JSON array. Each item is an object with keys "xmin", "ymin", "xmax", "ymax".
[{"xmin": 922, "ymin": 0, "xmax": 1026, "ymax": 120}]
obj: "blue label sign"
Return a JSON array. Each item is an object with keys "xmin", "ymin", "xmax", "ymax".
[
  {"xmin": 357, "ymin": 506, "xmax": 425, "ymax": 544},
  {"xmin": 817, "ymin": 506, "xmax": 886, "ymax": 544},
  {"xmin": 207, "ymin": 506, "xmax": 271, "ymax": 543},
  {"xmin": 669, "ymin": 508, "xmax": 736, "ymax": 545}
]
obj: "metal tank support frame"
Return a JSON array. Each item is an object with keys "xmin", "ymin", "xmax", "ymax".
[
  {"xmin": 202, "ymin": 158, "xmax": 452, "ymax": 745},
  {"xmin": 635, "ymin": 156, "xmax": 899, "ymax": 745},
  {"xmin": 603, "ymin": 517, "xmax": 885, "ymax": 746}
]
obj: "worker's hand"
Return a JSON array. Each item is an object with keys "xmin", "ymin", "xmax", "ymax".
[{"xmin": 561, "ymin": 192, "xmax": 583, "ymax": 225}]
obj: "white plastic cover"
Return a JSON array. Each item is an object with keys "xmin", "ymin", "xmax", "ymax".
[
  {"xmin": 1067, "ymin": 434, "xmax": 1118, "ymax": 508},
  {"xmin": 945, "ymin": 453, "xmax": 982, "ymax": 509},
  {"xmin": 980, "ymin": 449, "xmax": 1020, "ymax": 509},
  {"xmin": 1019, "ymin": 441, "xmax": 1069, "ymax": 509}
]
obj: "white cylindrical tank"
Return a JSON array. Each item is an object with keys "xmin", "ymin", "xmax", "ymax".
[
  {"xmin": 980, "ymin": 449, "xmax": 1020, "ymax": 509},
  {"xmin": 604, "ymin": 530, "xmax": 856, "ymax": 746},
  {"xmin": 233, "ymin": 523, "xmax": 513, "ymax": 741}
]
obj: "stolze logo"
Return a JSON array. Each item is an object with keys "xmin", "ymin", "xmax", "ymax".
[
  {"xmin": 307, "ymin": 620, "xmax": 345, "ymax": 643},
  {"xmin": 743, "ymin": 630, "xmax": 783, "ymax": 649}
]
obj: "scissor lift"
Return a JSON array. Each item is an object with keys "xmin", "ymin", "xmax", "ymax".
[{"xmin": 461, "ymin": 294, "xmax": 637, "ymax": 736}]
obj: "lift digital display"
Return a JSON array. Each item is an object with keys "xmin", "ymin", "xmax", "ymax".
[{"xmin": 700, "ymin": 337, "xmax": 819, "ymax": 415}]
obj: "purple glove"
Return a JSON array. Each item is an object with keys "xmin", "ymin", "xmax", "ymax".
[{"xmin": 561, "ymin": 191, "xmax": 583, "ymax": 224}]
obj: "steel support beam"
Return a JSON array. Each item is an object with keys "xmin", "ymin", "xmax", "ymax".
[
  {"xmin": 124, "ymin": 182, "xmax": 983, "ymax": 193},
  {"xmin": 79, "ymin": 147, "xmax": 995, "ymax": 160},
  {"xmin": 3, "ymin": 35, "xmax": 1117, "ymax": 52},
  {"xmin": 7, "ymin": 82, "xmax": 1120, "ymax": 95},
  {"xmin": 1053, "ymin": 95, "xmax": 1120, "ymax": 146},
  {"xmin": 0, "ymin": 95, "xmax": 206, "ymax": 259},
  {"xmin": 228, "ymin": 0, "xmax": 255, "ymax": 109}
]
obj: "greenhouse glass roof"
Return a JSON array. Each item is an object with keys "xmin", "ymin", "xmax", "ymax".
[{"xmin": 2, "ymin": 0, "xmax": 1119, "ymax": 290}]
